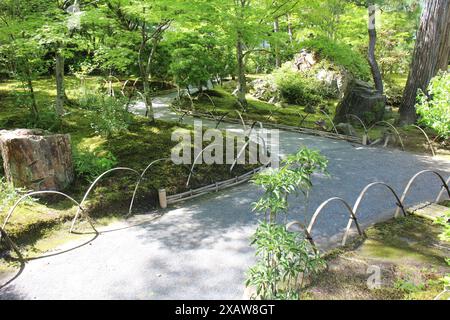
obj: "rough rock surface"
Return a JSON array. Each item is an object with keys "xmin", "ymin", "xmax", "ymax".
[
  {"xmin": 334, "ymin": 79, "xmax": 386, "ymax": 125},
  {"xmin": 293, "ymin": 49, "xmax": 317, "ymax": 72},
  {"xmin": 336, "ymin": 123, "xmax": 357, "ymax": 137},
  {"xmin": 290, "ymin": 49, "xmax": 352, "ymax": 97},
  {"xmin": 0, "ymin": 129, "xmax": 74, "ymax": 191},
  {"xmin": 249, "ymin": 49, "xmax": 352, "ymax": 103},
  {"xmin": 249, "ymin": 78, "xmax": 279, "ymax": 103}
]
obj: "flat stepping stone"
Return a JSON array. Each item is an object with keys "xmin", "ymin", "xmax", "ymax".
[{"xmin": 407, "ymin": 202, "xmax": 449, "ymax": 221}]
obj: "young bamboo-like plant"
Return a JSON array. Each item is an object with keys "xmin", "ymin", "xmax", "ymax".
[
  {"xmin": 251, "ymin": 148, "xmax": 328, "ymax": 223},
  {"xmin": 248, "ymin": 147, "xmax": 328, "ymax": 299}
]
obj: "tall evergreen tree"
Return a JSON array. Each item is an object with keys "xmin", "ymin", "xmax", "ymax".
[{"xmin": 399, "ymin": 0, "xmax": 450, "ymax": 125}]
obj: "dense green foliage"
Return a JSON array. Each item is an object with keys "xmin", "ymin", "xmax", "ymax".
[
  {"xmin": 274, "ymin": 63, "xmax": 336, "ymax": 106},
  {"xmin": 0, "ymin": 1, "xmax": 443, "ymax": 214},
  {"xmin": 73, "ymin": 148, "xmax": 118, "ymax": 183},
  {"xmin": 87, "ymin": 94, "xmax": 132, "ymax": 138},
  {"xmin": 2, "ymin": 0, "xmax": 449, "ymax": 302},
  {"xmin": 300, "ymin": 37, "xmax": 371, "ymax": 80},
  {"xmin": 252, "ymin": 148, "xmax": 328, "ymax": 222},
  {"xmin": 416, "ymin": 72, "xmax": 450, "ymax": 139},
  {"xmin": 0, "ymin": 177, "xmax": 36, "ymax": 215}
]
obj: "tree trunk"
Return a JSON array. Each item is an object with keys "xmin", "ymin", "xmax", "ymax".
[
  {"xmin": 141, "ymin": 72, "xmax": 154, "ymax": 121},
  {"xmin": 400, "ymin": 0, "xmax": 450, "ymax": 125},
  {"xmin": 25, "ymin": 66, "xmax": 38, "ymax": 120},
  {"xmin": 274, "ymin": 17, "xmax": 281, "ymax": 68},
  {"xmin": 367, "ymin": 4, "xmax": 384, "ymax": 94},
  {"xmin": 138, "ymin": 51, "xmax": 154, "ymax": 121},
  {"xmin": 138, "ymin": 9, "xmax": 155, "ymax": 122},
  {"xmin": 435, "ymin": 4, "xmax": 450, "ymax": 73},
  {"xmin": 287, "ymin": 14, "xmax": 293, "ymax": 43},
  {"xmin": 236, "ymin": 32, "xmax": 248, "ymax": 109},
  {"xmin": 55, "ymin": 50, "xmax": 65, "ymax": 117}
]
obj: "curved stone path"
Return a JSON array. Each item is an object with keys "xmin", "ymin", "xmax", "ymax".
[{"xmin": 1, "ymin": 93, "xmax": 449, "ymax": 299}]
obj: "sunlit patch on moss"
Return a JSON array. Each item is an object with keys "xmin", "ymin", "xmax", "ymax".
[{"xmin": 304, "ymin": 216, "xmax": 449, "ymax": 300}]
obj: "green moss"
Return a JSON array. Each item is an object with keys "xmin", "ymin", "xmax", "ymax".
[
  {"xmin": 360, "ymin": 216, "xmax": 447, "ymax": 265},
  {"xmin": 0, "ymin": 77, "xmax": 258, "ymax": 248},
  {"xmin": 185, "ymin": 87, "xmax": 338, "ymax": 130},
  {"xmin": 305, "ymin": 216, "xmax": 449, "ymax": 300}
]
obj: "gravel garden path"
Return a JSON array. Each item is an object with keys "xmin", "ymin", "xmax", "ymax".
[{"xmin": 1, "ymin": 92, "xmax": 449, "ymax": 299}]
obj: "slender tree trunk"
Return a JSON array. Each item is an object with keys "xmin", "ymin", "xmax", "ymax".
[
  {"xmin": 274, "ymin": 17, "xmax": 281, "ymax": 68},
  {"xmin": 236, "ymin": 32, "xmax": 248, "ymax": 109},
  {"xmin": 137, "ymin": 7, "xmax": 156, "ymax": 122},
  {"xmin": 26, "ymin": 69, "xmax": 38, "ymax": 120},
  {"xmin": 367, "ymin": 4, "xmax": 384, "ymax": 94},
  {"xmin": 139, "ymin": 54, "xmax": 154, "ymax": 121},
  {"xmin": 55, "ymin": 50, "xmax": 65, "ymax": 117},
  {"xmin": 235, "ymin": 0, "xmax": 248, "ymax": 109},
  {"xmin": 400, "ymin": 0, "xmax": 450, "ymax": 125},
  {"xmin": 141, "ymin": 75, "xmax": 153, "ymax": 120},
  {"xmin": 287, "ymin": 14, "xmax": 293, "ymax": 43}
]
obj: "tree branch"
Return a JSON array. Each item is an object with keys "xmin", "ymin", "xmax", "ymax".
[{"xmin": 243, "ymin": 48, "xmax": 272, "ymax": 58}]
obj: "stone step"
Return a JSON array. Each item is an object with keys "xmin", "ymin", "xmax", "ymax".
[{"xmin": 407, "ymin": 202, "xmax": 449, "ymax": 221}]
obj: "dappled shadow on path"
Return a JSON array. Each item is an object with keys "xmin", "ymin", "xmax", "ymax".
[
  {"xmin": 0, "ymin": 260, "xmax": 25, "ymax": 292},
  {"xmin": 0, "ymin": 126, "xmax": 449, "ymax": 299},
  {"xmin": 0, "ymin": 232, "xmax": 98, "ymax": 294},
  {"xmin": 134, "ymin": 185, "xmax": 260, "ymax": 252}
]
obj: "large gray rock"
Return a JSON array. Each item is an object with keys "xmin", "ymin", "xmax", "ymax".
[
  {"xmin": 334, "ymin": 79, "xmax": 386, "ymax": 126},
  {"xmin": 293, "ymin": 49, "xmax": 317, "ymax": 71},
  {"xmin": 0, "ymin": 129, "xmax": 74, "ymax": 191},
  {"xmin": 290, "ymin": 49, "xmax": 352, "ymax": 97},
  {"xmin": 249, "ymin": 78, "xmax": 280, "ymax": 103}
]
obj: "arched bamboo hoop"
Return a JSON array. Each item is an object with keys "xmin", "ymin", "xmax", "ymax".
[
  {"xmin": 70, "ymin": 168, "xmax": 140, "ymax": 233},
  {"xmin": 342, "ymin": 182, "xmax": 405, "ymax": 246}
]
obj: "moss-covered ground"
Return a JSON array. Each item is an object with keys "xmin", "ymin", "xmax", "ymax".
[
  {"xmin": 183, "ymin": 86, "xmax": 339, "ymax": 130},
  {"xmin": 302, "ymin": 215, "xmax": 450, "ymax": 300},
  {"xmin": 0, "ymin": 76, "xmax": 257, "ymax": 247}
]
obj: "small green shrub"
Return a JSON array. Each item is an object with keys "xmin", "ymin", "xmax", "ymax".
[
  {"xmin": 76, "ymin": 90, "xmax": 132, "ymax": 138},
  {"xmin": 416, "ymin": 72, "xmax": 450, "ymax": 139},
  {"xmin": 394, "ymin": 279, "xmax": 425, "ymax": 294},
  {"xmin": 26, "ymin": 109, "xmax": 60, "ymax": 131},
  {"xmin": 73, "ymin": 148, "xmax": 118, "ymax": 183},
  {"xmin": 78, "ymin": 92, "xmax": 103, "ymax": 110},
  {"xmin": 252, "ymin": 147, "xmax": 328, "ymax": 222},
  {"xmin": 88, "ymin": 95, "xmax": 132, "ymax": 138},
  {"xmin": 300, "ymin": 36, "xmax": 371, "ymax": 80},
  {"xmin": 273, "ymin": 65, "xmax": 326, "ymax": 106}
]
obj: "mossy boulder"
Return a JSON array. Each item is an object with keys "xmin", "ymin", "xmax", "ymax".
[{"xmin": 334, "ymin": 79, "xmax": 386, "ymax": 125}]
